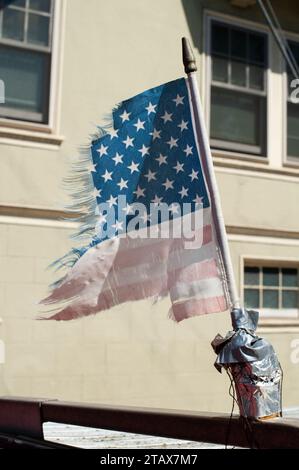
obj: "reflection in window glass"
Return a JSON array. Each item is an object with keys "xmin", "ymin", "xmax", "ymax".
[
  {"xmin": 211, "ymin": 87, "xmax": 265, "ymax": 147},
  {"xmin": 245, "ymin": 289, "xmax": 259, "ymax": 309},
  {"xmin": 263, "ymin": 268, "xmax": 279, "ymax": 286},
  {"xmin": 263, "ymin": 290, "xmax": 279, "ymax": 308},
  {"xmin": 282, "ymin": 269, "xmax": 298, "ymax": 287},
  {"xmin": 282, "ymin": 291, "xmax": 298, "ymax": 309},
  {"xmin": 28, "ymin": 13, "xmax": 50, "ymax": 46},
  {"xmin": 210, "ymin": 21, "xmax": 267, "ymax": 155},
  {"xmin": 30, "ymin": 0, "xmax": 51, "ymax": 12},
  {"xmin": 244, "ymin": 267, "xmax": 259, "ymax": 286},
  {"xmin": 2, "ymin": 8, "xmax": 25, "ymax": 41},
  {"xmin": 212, "ymin": 56, "xmax": 228, "ymax": 83},
  {"xmin": 287, "ymin": 41, "xmax": 299, "ymax": 161},
  {"xmin": 0, "ymin": 46, "xmax": 49, "ymax": 120}
]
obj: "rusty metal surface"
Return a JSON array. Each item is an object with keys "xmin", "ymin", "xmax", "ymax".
[
  {"xmin": 0, "ymin": 396, "xmax": 299, "ymax": 449},
  {"xmin": 0, "ymin": 397, "xmax": 44, "ymax": 440}
]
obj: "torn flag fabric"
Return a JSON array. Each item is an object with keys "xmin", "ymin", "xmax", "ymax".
[{"xmin": 41, "ymin": 77, "xmax": 229, "ymax": 322}]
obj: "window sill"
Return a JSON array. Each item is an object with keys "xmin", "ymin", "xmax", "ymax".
[
  {"xmin": 0, "ymin": 123, "xmax": 64, "ymax": 148},
  {"xmin": 212, "ymin": 149, "xmax": 299, "ymax": 178},
  {"xmin": 258, "ymin": 318, "xmax": 299, "ymax": 333}
]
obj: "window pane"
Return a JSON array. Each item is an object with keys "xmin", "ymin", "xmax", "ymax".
[
  {"xmin": 212, "ymin": 23, "xmax": 229, "ymax": 57},
  {"xmin": 287, "ymin": 102, "xmax": 299, "ymax": 158},
  {"xmin": 287, "ymin": 41, "xmax": 299, "ymax": 80},
  {"xmin": 0, "ymin": 45, "xmax": 49, "ymax": 122},
  {"xmin": 249, "ymin": 33, "xmax": 266, "ymax": 65},
  {"xmin": 28, "ymin": 13, "xmax": 50, "ymax": 46},
  {"xmin": 10, "ymin": 0, "xmax": 26, "ymax": 7},
  {"xmin": 231, "ymin": 60, "xmax": 246, "ymax": 87},
  {"xmin": 249, "ymin": 65, "xmax": 264, "ymax": 91},
  {"xmin": 282, "ymin": 269, "xmax": 298, "ymax": 287},
  {"xmin": 2, "ymin": 8, "xmax": 25, "ymax": 42},
  {"xmin": 263, "ymin": 290, "xmax": 279, "ymax": 308},
  {"xmin": 244, "ymin": 289, "xmax": 259, "ymax": 309},
  {"xmin": 231, "ymin": 29, "xmax": 247, "ymax": 60},
  {"xmin": 244, "ymin": 267, "xmax": 259, "ymax": 285},
  {"xmin": 210, "ymin": 87, "xmax": 266, "ymax": 149},
  {"xmin": 29, "ymin": 0, "xmax": 51, "ymax": 12},
  {"xmin": 282, "ymin": 291, "xmax": 298, "ymax": 308},
  {"xmin": 263, "ymin": 267, "xmax": 279, "ymax": 286},
  {"xmin": 212, "ymin": 56, "xmax": 228, "ymax": 82}
]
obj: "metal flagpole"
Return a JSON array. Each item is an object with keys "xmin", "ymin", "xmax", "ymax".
[{"xmin": 182, "ymin": 37, "xmax": 240, "ymax": 310}]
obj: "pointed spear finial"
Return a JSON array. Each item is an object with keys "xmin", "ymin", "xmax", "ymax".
[{"xmin": 182, "ymin": 37, "xmax": 197, "ymax": 74}]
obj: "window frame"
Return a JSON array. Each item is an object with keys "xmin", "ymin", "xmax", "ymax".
[
  {"xmin": 0, "ymin": 0, "xmax": 65, "ymax": 143},
  {"xmin": 241, "ymin": 257, "xmax": 299, "ymax": 322},
  {"xmin": 204, "ymin": 12, "xmax": 271, "ymax": 160},
  {"xmin": 0, "ymin": 0, "xmax": 54, "ymax": 124},
  {"xmin": 282, "ymin": 31, "xmax": 299, "ymax": 167}
]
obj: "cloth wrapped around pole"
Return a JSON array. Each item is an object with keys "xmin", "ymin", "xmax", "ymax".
[{"xmin": 212, "ymin": 308, "xmax": 282, "ymax": 419}]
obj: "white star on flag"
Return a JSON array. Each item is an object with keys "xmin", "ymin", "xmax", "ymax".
[
  {"xmin": 138, "ymin": 145, "xmax": 150, "ymax": 157},
  {"xmin": 152, "ymin": 195, "xmax": 163, "ymax": 205},
  {"xmin": 117, "ymin": 178, "xmax": 128, "ymax": 190},
  {"xmin": 109, "ymin": 128, "xmax": 118, "ymax": 139},
  {"xmin": 193, "ymin": 194, "xmax": 204, "ymax": 205},
  {"xmin": 178, "ymin": 120, "xmax": 188, "ymax": 132},
  {"xmin": 122, "ymin": 204, "xmax": 134, "ymax": 215},
  {"xmin": 102, "ymin": 170, "xmax": 113, "ymax": 182},
  {"xmin": 173, "ymin": 94, "xmax": 184, "ymax": 106},
  {"xmin": 87, "ymin": 162, "xmax": 97, "ymax": 173},
  {"xmin": 112, "ymin": 152, "xmax": 123, "ymax": 165},
  {"xmin": 120, "ymin": 110, "xmax": 130, "ymax": 122},
  {"xmin": 189, "ymin": 169, "xmax": 199, "ymax": 181},
  {"xmin": 173, "ymin": 161, "xmax": 184, "ymax": 173},
  {"xmin": 134, "ymin": 185, "xmax": 145, "ymax": 198},
  {"xmin": 93, "ymin": 188, "xmax": 102, "ymax": 198},
  {"xmin": 184, "ymin": 144, "xmax": 193, "ymax": 156},
  {"xmin": 167, "ymin": 137, "xmax": 178, "ymax": 149},
  {"xmin": 161, "ymin": 111, "xmax": 173, "ymax": 123},
  {"xmin": 150, "ymin": 128, "xmax": 161, "ymax": 140},
  {"xmin": 97, "ymin": 144, "xmax": 108, "ymax": 157},
  {"xmin": 144, "ymin": 169, "xmax": 156, "ymax": 182},
  {"xmin": 169, "ymin": 203, "xmax": 180, "ymax": 214},
  {"xmin": 179, "ymin": 186, "xmax": 189, "ymax": 198},
  {"xmin": 145, "ymin": 102, "xmax": 157, "ymax": 115},
  {"xmin": 127, "ymin": 161, "xmax": 139, "ymax": 173},
  {"xmin": 133, "ymin": 119, "xmax": 145, "ymax": 131},
  {"xmin": 156, "ymin": 154, "xmax": 167, "ymax": 166},
  {"xmin": 163, "ymin": 178, "xmax": 174, "ymax": 190},
  {"xmin": 107, "ymin": 195, "xmax": 118, "ymax": 207},
  {"xmin": 123, "ymin": 136, "xmax": 134, "ymax": 148}
]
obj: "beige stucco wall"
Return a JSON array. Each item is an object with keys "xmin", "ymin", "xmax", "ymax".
[
  {"xmin": 0, "ymin": 221, "xmax": 298, "ymax": 411},
  {"xmin": 0, "ymin": 0, "xmax": 298, "ymax": 413}
]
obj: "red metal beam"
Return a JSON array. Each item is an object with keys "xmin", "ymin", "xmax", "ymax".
[{"xmin": 0, "ymin": 396, "xmax": 299, "ymax": 449}]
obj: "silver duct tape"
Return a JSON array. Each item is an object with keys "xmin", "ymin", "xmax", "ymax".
[
  {"xmin": 212, "ymin": 308, "xmax": 283, "ymax": 419},
  {"xmin": 229, "ymin": 362, "xmax": 282, "ymax": 418}
]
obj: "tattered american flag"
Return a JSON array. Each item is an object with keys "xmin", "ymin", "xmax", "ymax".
[{"xmin": 41, "ymin": 78, "xmax": 229, "ymax": 322}]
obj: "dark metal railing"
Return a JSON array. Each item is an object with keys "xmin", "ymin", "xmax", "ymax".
[{"xmin": 0, "ymin": 396, "xmax": 298, "ymax": 449}]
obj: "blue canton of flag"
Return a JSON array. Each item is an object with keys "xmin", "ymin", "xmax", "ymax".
[{"xmin": 90, "ymin": 78, "xmax": 209, "ymax": 243}]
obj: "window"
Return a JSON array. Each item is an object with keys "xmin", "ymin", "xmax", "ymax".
[
  {"xmin": 209, "ymin": 20, "xmax": 268, "ymax": 156},
  {"xmin": 244, "ymin": 265, "xmax": 299, "ymax": 318},
  {"xmin": 286, "ymin": 41, "xmax": 299, "ymax": 162},
  {"xmin": 0, "ymin": 0, "xmax": 54, "ymax": 124}
]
